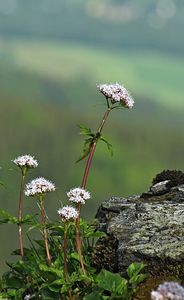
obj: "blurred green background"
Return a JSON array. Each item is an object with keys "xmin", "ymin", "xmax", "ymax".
[{"xmin": 0, "ymin": 0, "xmax": 184, "ymax": 273}]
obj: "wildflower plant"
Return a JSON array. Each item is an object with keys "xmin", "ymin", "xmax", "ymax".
[
  {"xmin": 13, "ymin": 155, "xmax": 38, "ymax": 257},
  {"xmin": 0, "ymin": 84, "xmax": 147, "ymax": 299},
  {"xmin": 25, "ymin": 177, "xmax": 56, "ymax": 264}
]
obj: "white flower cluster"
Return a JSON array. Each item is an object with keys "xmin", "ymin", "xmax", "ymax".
[
  {"xmin": 67, "ymin": 187, "xmax": 91, "ymax": 204},
  {"xmin": 25, "ymin": 177, "xmax": 56, "ymax": 197},
  {"xmin": 24, "ymin": 295, "xmax": 33, "ymax": 300},
  {"xmin": 13, "ymin": 155, "xmax": 38, "ymax": 169},
  {"xmin": 97, "ymin": 83, "xmax": 134, "ymax": 109},
  {"xmin": 151, "ymin": 282, "xmax": 184, "ymax": 300},
  {"xmin": 57, "ymin": 206, "xmax": 79, "ymax": 221}
]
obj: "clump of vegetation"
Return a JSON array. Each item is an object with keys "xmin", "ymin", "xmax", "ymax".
[{"xmin": 0, "ymin": 84, "xmax": 147, "ymax": 299}]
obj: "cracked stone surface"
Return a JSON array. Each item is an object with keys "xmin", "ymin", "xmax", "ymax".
[{"xmin": 96, "ymin": 175, "xmax": 184, "ymax": 276}]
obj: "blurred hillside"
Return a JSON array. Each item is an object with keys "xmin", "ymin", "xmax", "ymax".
[{"xmin": 0, "ymin": 0, "xmax": 184, "ymax": 55}]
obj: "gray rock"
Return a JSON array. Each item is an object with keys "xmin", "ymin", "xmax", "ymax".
[
  {"xmin": 150, "ymin": 180, "xmax": 170, "ymax": 195},
  {"xmin": 96, "ymin": 184, "xmax": 184, "ymax": 277}
]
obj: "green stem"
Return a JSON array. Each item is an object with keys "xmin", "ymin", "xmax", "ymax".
[
  {"xmin": 18, "ymin": 174, "xmax": 25, "ymax": 257},
  {"xmin": 63, "ymin": 222, "xmax": 68, "ymax": 280},
  {"xmin": 40, "ymin": 195, "xmax": 52, "ymax": 265},
  {"xmin": 75, "ymin": 217, "xmax": 86, "ymax": 276},
  {"xmin": 63, "ymin": 222, "xmax": 73, "ymax": 300}
]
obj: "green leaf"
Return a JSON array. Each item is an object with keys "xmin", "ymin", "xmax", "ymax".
[
  {"xmin": 0, "ymin": 209, "xmax": 18, "ymax": 224},
  {"xmin": 84, "ymin": 230, "xmax": 106, "ymax": 239},
  {"xmin": 127, "ymin": 262, "xmax": 145, "ymax": 279},
  {"xmin": 76, "ymin": 138, "xmax": 93, "ymax": 163},
  {"xmin": 100, "ymin": 136, "xmax": 113, "ymax": 156},
  {"xmin": 27, "ymin": 223, "xmax": 43, "ymax": 233},
  {"xmin": 0, "ymin": 181, "xmax": 5, "ymax": 188},
  {"xmin": 40, "ymin": 286, "xmax": 60, "ymax": 300},
  {"xmin": 22, "ymin": 214, "xmax": 38, "ymax": 225},
  {"xmin": 70, "ymin": 252, "xmax": 80, "ymax": 262},
  {"xmin": 129, "ymin": 273, "xmax": 148, "ymax": 287},
  {"xmin": 78, "ymin": 124, "xmax": 94, "ymax": 136},
  {"xmin": 96, "ymin": 269, "xmax": 128, "ymax": 295},
  {"xmin": 2, "ymin": 272, "xmax": 23, "ymax": 289},
  {"xmin": 83, "ymin": 291, "xmax": 103, "ymax": 300},
  {"xmin": 39, "ymin": 264, "xmax": 64, "ymax": 277}
]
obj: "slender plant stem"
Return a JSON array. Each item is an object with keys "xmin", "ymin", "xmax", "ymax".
[
  {"xmin": 81, "ymin": 107, "xmax": 112, "ymax": 189},
  {"xmin": 63, "ymin": 222, "xmax": 68, "ymax": 280},
  {"xmin": 63, "ymin": 222, "xmax": 74, "ymax": 300},
  {"xmin": 75, "ymin": 106, "xmax": 112, "ymax": 276},
  {"xmin": 18, "ymin": 174, "xmax": 25, "ymax": 257},
  {"xmin": 75, "ymin": 217, "xmax": 86, "ymax": 276},
  {"xmin": 40, "ymin": 195, "xmax": 52, "ymax": 265}
]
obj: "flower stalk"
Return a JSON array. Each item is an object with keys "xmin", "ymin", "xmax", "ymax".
[
  {"xmin": 76, "ymin": 106, "xmax": 112, "ymax": 275},
  {"xmin": 63, "ymin": 221, "xmax": 68, "ymax": 280},
  {"xmin": 81, "ymin": 106, "xmax": 112, "ymax": 189},
  {"xmin": 18, "ymin": 173, "xmax": 25, "ymax": 257},
  {"xmin": 57, "ymin": 206, "xmax": 78, "ymax": 300},
  {"xmin": 39, "ymin": 195, "xmax": 52, "ymax": 265},
  {"xmin": 75, "ymin": 79, "xmax": 135, "ymax": 275},
  {"xmin": 13, "ymin": 155, "xmax": 38, "ymax": 258},
  {"xmin": 66, "ymin": 188, "xmax": 90, "ymax": 276},
  {"xmin": 63, "ymin": 222, "xmax": 74, "ymax": 300},
  {"xmin": 75, "ymin": 105, "xmax": 112, "ymax": 276},
  {"xmin": 75, "ymin": 217, "xmax": 86, "ymax": 276}
]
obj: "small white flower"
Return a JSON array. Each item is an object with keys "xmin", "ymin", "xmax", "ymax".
[
  {"xmin": 67, "ymin": 187, "xmax": 91, "ymax": 204},
  {"xmin": 57, "ymin": 206, "xmax": 79, "ymax": 221},
  {"xmin": 97, "ymin": 83, "xmax": 134, "ymax": 109},
  {"xmin": 25, "ymin": 177, "xmax": 55, "ymax": 197},
  {"xmin": 13, "ymin": 155, "xmax": 38, "ymax": 169},
  {"xmin": 24, "ymin": 295, "xmax": 32, "ymax": 300},
  {"xmin": 151, "ymin": 291, "xmax": 164, "ymax": 300},
  {"xmin": 151, "ymin": 282, "xmax": 184, "ymax": 300}
]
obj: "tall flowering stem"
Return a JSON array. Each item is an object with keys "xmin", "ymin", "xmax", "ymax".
[
  {"xmin": 81, "ymin": 106, "xmax": 112, "ymax": 190},
  {"xmin": 75, "ymin": 83, "xmax": 134, "ymax": 275},
  {"xmin": 18, "ymin": 173, "xmax": 25, "ymax": 257},
  {"xmin": 67, "ymin": 188, "xmax": 90, "ymax": 276},
  {"xmin": 39, "ymin": 194, "xmax": 52, "ymax": 265},
  {"xmin": 58, "ymin": 206, "xmax": 78, "ymax": 300},
  {"xmin": 25, "ymin": 177, "xmax": 55, "ymax": 265},
  {"xmin": 13, "ymin": 154, "xmax": 38, "ymax": 257},
  {"xmin": 63, "ymin": 222, "xmax": 68, "ymax": 280},
  {"xmin": 75, "ymin": 219, "xmax": 86, "ymax": 276},
  {"xmin": 81, "ymin": 82, "xmax": 134, "ymax": 199},
  {"xmin": 74, "ymin": 107, "xmax": 112, "ymax": 275}
]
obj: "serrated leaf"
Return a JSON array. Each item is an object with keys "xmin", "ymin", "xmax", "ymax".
[
  {"xmin": 78, "ymin": 124, "xmax": 93, "ymax": 136},
  {"xmin": 76, "ymin": 138, "xmax": 93, "ymax": 163},
  {"xmin": 127, "ymin": 262, "xmax": 145, "ymax": 279},
  {"xmin": 0, "ymin": 209, "xmax": 18, "ymax": 224},
  {"xmin": 22, "ymin": 214, "xmax": 38, "ymax": 225},
  {"xmin": 129, "ymin": 273, "xmax": 148, "ymax": 286},
  {"xmin": 100, "ymin": 137, "xmax": 113, "ymax": 156}
]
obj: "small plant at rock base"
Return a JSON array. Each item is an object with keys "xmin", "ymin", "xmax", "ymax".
[{"xmin": 0, "ymin": 83, "xmax": 147, "ymax": 299}]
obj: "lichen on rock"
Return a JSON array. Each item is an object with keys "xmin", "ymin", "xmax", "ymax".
[{"xmin": 95, "ymin": 170, "xmax": 184, "ymax": 299}]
